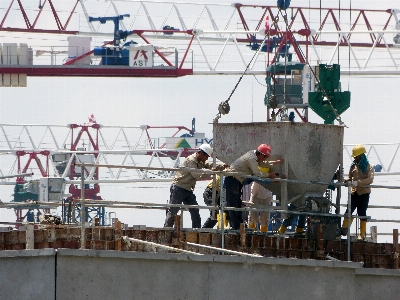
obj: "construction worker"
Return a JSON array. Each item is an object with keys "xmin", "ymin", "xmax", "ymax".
[
  {"xmin": 248, "ymin": 166, "xmax": 274, "ymax": 233},
  {"xmin": 201, "ymin": 174, "xmax": 228, "ymax": 228},
  {"xmin": 277, "ymin": 203, "xmax": 307, "ymax": 235},
  {"xmin": 341, "ymin": 144, "xmax": 374, "ymax": 240},
  {"xmin": 278, "ymin": 168, "xmax": 340, "ymax": 235},
  {"xmin": 164, "ymin": 144, "xmax": 224, "ymax": 228},
  {"xmin": 225, "ymin": 144, "xmax": 284, "ymax": 230}
]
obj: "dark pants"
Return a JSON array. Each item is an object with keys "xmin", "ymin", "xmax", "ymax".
[
  {"xmin": 164, "ymin": 185, "xmax": 201, "ymax": 228},
  {"xmin": 202, "ymin": 187, "xmax": 220, "ymax": 228},
  {"xmin": 345, "ymin": 192, "xmax": 370, "ymax": 217},
  {"xmin": 282, "ymin": 204, "xmax": 307, "ymax": 228},
  {"xmin": 225, "ymin": 176, "xmax": 243, "ymax": 230}
]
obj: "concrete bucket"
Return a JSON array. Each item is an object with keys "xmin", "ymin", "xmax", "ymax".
[{"xmin": 213, "ymin": 122, "xmax": 344, "ymax": 208}]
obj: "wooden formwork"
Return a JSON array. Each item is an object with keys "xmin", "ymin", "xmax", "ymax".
[{"xmin": 0, "ymin": 223, "xmax": 398, "ymax": 269}]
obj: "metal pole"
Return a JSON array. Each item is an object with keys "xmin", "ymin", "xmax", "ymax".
[
  {"xmin": 0, "ymin": 172, "xmax": 34, "ymax": 179},
  {"xmin": 123, "ymin": 237, "xmax": 202, "ymax": 255},
  {"xmin": 220, "ymin": 175, "xmax": 225, "ymax": 251},
  {"xmin": 347, "ymin": 184, "xmax": 351, "ymax": 261},
  {"xmin": 185, "ymin": 241, "xmax": 262, "ymax": 257},
  {"xmin": 211, "ymin": 146, "xmax": 217, "ymax": 226},
  {"xmin": 80, "ymin": 165, "xmax": 86, "ymax": 249},
  {"xmin": 72, "ymin": 202, "xmax": 76, "ymax": 223}
]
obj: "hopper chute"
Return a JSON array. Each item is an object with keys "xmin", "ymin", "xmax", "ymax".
[{"xmin": 213, "ymin": 122, "xmax": 344, "ymax": 208}]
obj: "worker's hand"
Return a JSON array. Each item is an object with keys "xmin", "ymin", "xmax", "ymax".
[
  {"xmin": 279, "ymin": 173, "xmax": 287, "ymax": 179},
  {"xmin": 268, "ymin": 172, "xmax": 278, "ymax": 179},
  {"xmin": 351, "ymin": 181, "xmax": 358, "ymax": 187}
]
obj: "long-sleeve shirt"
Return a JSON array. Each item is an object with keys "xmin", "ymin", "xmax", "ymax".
[
  {"xmin": 347, "ymin": 163, "xmax": 374, "ymax": 195},
  {"xmin": 172, "ymin": 153, "xmax": 220, "ymax": 191},
  {"xmin": 251, "ymin": 182, "xmax": 273, "ymax": 199},
  {"xmin": 229, "ymin": 150, "xmax": 271, "ymax": 183}
]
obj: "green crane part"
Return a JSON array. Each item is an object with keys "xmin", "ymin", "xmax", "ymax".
[{"xmin": 308, "ymin": 64, "xmax": 351, "ymax": 124}]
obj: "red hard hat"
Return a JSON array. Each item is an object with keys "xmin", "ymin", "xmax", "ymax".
[{"xmin": 257, "ymin": 144, "xmax": 271, "ymax": 156}]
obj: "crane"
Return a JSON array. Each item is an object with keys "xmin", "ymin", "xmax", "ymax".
[{"xmin": 0, "ymin": 1, "xmax": 399, "ymax": 80}]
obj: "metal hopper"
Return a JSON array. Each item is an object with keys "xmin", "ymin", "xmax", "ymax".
[{"xmin": 213, "ymin": 122, "xmax": 344, "ymax": 208}]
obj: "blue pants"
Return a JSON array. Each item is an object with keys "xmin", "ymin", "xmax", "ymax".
[
  {"xmin": 345, "ymin": 192, "xmax": 370, "ymax": 217},
  {"xmin": 164, "ymin": 185, "xmax": 201, "ymax": 228},
  {"xmin": 282, "ymin": 204, "xmax": 307, "ymax": 229},
  {"xmin": 225, "ymin": 176, "xmax": 243, "ymax": 230}
]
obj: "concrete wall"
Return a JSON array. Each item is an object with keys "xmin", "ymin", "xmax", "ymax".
[
  {"xmin": 57, "ymin": 249, "xmax": 361, "ymax": 299},
  {"xmin": 0, "ymin": 249, "xmax": 55, "ymax": 300},
  {"xmin": 355, "ymin": 268, "xmax": 400, "ymax": 300},
  {"xmin": 1, "ymin": 249, "xmax": 400, "ymax": 300}
]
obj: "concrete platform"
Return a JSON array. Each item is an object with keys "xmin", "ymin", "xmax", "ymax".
[{"xmin": 1, "ymin": 249, "xmax": 400, "ymax": 300}]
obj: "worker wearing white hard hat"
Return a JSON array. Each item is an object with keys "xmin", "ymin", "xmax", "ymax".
[
  {"xmin": 164, "ymin": 143, "xmax": 225, "ymax": 228},
  {"xmin": 199, "ymin": 143, "xmax": 213, "ymax": 157}
]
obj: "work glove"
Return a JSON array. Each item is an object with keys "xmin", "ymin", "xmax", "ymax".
[{"xmin": 351, "ymin": 181, "xmax": 358, "ymax": 187}]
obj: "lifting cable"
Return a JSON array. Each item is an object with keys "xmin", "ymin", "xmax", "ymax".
[
  {"xmin": 268, "ymin": 11, "xmax": 281, "ymax": 121},
  {"xmin": 213, "ymin": 38, "xmax": 267, "ymax": 123},
  {"xmin": 214, "ymin": 4, "xmax": 347, "ymax": 127},
  {"xmin": 348, "ymin": 0, "xmax": 351, "ymax": 91},
  {"xmin": 277, "ymin": 5, "xmax": 347, "ymax": 127},
  {"xmin": 279, "ymin": 8, "xmax": 289, "ymax": 121},
  {"xmin": 214, "ymin": 8, "xmax": 284, "ymax": 123}
]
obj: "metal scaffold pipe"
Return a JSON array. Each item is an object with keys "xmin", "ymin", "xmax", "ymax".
[
  {"xmin": 123, "ymin": 236, "xmax": 202, "ymax": 255},
  {"xmin": 184, "ymin": 241, "xmax": 262, "ymax": 257},
  {"xmin": 80, "ymin": 165, "xmax": 86, "ymax": 249}
]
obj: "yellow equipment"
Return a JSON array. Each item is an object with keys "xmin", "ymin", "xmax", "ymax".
[
  {"xmin": 352, "ymin": 144, "xmax": 366, "ymax": 157},
  {"xmin": 258, "ymin": 166, "xmax": 270, "ymax": 173}
]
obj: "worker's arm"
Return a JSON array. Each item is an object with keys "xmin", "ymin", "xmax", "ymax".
[
  {"xmin": 249, "ymin": 160, "xmax": 278, "ymax": 179},
  {"xmin": 269, "ymin": 158, "xmax": 284, "ymax": 165},
  {"xmin": 357, "ymin": 164, "xmax": 374, "ymax": 186}
]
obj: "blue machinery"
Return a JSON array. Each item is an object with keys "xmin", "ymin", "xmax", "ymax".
[{"xmin": 89, "ymin": 14, "xmax": 136, "ymax": 65}]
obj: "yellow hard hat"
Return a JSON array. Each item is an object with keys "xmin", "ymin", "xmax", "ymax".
[
  {"xmin": 258, "ymin": 166, "xmax": 270, "ymax": 173},
  {"xmin": 352, "ymin": 144, "xmax": 366, "ymax": 157}
]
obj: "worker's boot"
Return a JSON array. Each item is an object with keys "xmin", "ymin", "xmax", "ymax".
[
  {"xmin": 248, "ymin": 223, "xmax": 256, "ymax": 230},
  {"xmin": 224, "ymin": 218, "xmax": 230, "ymax": 228},
  {"xmin": 358, "ymin": 220, "xmax": 367, "ymax": 241},
  {"xmin": 341, "ymin": 217, "xmax": 354, "ymax": 236},
  {"xmin": 295, "ymin": 226, "xmax": 305, "ymax": 235},
  {"xmin": 260, "ymin": 225, "xmax": 268, "ymax": 233},
  {"xmin": 278, "ymin": 225, "xmax": 287, "ymax": 234}
]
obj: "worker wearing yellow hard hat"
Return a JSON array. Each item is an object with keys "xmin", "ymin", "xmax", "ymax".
[
  {"xmin": 201, "ymin": 174, "xmax": 229, "ymax": 229},
  {"xmin": 248, "ymin": 166, "xmax": 273, "ymax": 233},
  {"xmin": 341, "ymin": 144, "xmax": 374, "ymax": 241}
]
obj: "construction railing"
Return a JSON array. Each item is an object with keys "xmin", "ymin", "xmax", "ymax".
[{"xmin": 2, "ymin": 163, "xmax": 400, "ymax": 261}]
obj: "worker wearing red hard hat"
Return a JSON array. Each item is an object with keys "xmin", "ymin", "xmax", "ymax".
[
  {"xmin": 225, "ymin": 144, "xmax": 284, "ymax": 230},
  {"xmin": 164, "ymin": 144, "xmax": 225, "ymax": 228}
]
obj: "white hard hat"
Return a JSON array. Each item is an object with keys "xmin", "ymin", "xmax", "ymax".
[{"xmin": 199, "ymin": 144, "xmax": 213, "ymax": 156}]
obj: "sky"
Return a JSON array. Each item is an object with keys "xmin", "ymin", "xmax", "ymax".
[{"xmin": 0, "ymin": 0, "xmax": 400, "ymax": 242}]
